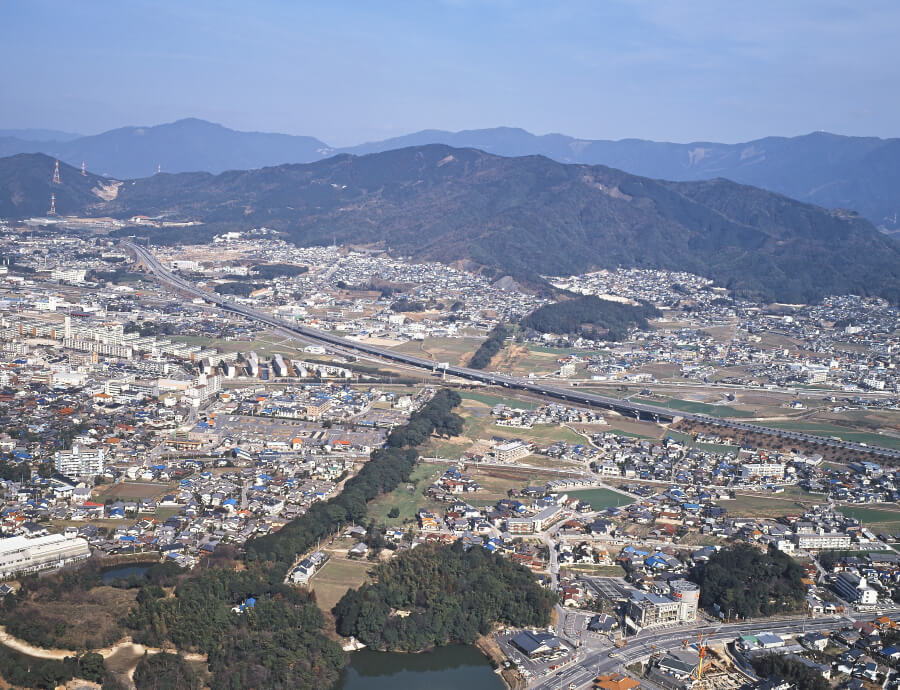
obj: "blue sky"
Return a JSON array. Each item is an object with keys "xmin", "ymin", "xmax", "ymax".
[{"xmin": 2, "ymin": 0, "xmax": 898, "ymax": 145}]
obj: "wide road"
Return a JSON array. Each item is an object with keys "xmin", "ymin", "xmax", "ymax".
[
  {"xmin": 121, "ymin": 240, "xmax": 900, "ymax": 460},
  {"xmin": 531, "ymin": 608, "xmax": 898, "ymax": 690}
]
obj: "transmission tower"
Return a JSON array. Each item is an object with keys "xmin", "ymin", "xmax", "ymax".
[
  {"xmin": 81, "ymin": 161, "xmax": 87, "ymax": 176},
  {"xmin": 52, "ymin": 160, "xmax": 61, "ymax": 184},
  {"xmin": 48, "ymin": 193, "xmax": 56, "ymax": 215}
]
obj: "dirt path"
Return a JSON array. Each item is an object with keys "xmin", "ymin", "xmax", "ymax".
[{"xmin": 0, "ymin": 626, "xmax": 206, "ymax": 663}]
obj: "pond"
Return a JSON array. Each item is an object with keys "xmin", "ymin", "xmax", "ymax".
[
  {"xmin": 338, "ymin": 645, "xmax": 505, "ymax": 690},
  {"xmin": 101, "ymin": 565, "xmax": 150, "ymax": 585}
]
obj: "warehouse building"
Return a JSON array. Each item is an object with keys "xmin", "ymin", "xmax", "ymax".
[{"xmin": 0, "ymin": 533, "xmax": 91, "ymax": 579}]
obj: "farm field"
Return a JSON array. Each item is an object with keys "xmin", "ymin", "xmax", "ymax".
[
  {"xmin": 310, "ymin": 558, "xmax": 371, "ymax": 614},
  {"xmin": 726, "ymin": 487, "xmax": 814, "ymax": 517},
  {"xmin": 391, "ymin": 336, "xmax": 484, "ymax": 366},
  {"xmin": 467, "ymin": 466, "xmax": 577, "ymax": 501},
  {"xmin": 837, "ymin": 506, "xmax": 900, "ymax": 533},
  {"xmin": 568, "ymin": 488, "xmax": 634, "ymax": 510},
  {"xmin": 95, "ymin": 481, "xmax": 174, "ymax": 501},
  {"xmin": 631, "ymin": 395, "xmax": 754, "ymax": 418}
]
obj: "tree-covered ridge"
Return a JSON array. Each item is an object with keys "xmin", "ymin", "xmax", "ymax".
[
  {"xmin": 248, "ymin": 388, "xmax": 462, "ymax": 566},
  {"xmin": 469, "ymin": 323, "xmax": 509, "ymax": 369},
  {"xmin": 333, "ymin": 541, "xmax": 556, "ymax": 651},
  {"xmin": 520, "ymin": 296, "xmax": 661, "ymax": 341},
  {"xmin": 690, "ymin": 544, "xmax": 806, "ymax": 619}
]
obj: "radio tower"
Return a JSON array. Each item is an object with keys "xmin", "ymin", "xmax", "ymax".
[
  {"xmin": 48, "ymin": 193, "xmax": 56, "ymax": 215},
  {"xmin": 52, "ymin": 160, "xmax": 61, "ymax": 184},
  {"xmin": 81, "ymin": 161, "xmax": 87, "ymax": 176}
]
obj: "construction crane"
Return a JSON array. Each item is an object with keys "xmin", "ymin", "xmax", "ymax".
[{"xmin": 697, "ymin": 633, "xmax": 708, "ymax": 680}]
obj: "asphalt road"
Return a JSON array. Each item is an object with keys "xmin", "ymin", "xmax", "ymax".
[{"xmin": 530, "ymin": 609, "xmax": 899, "ymax": 690}]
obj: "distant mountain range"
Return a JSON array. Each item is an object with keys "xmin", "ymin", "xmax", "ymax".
[
  {"xmin": 2, "ymin": 148, "xmax": 898, "ymax": 304},
  {"xmin": 1, "ymin": 118, "xmax": 899, "ymax": 232},
  {"xmin": 0, "ymin": 119, "xmax": 329, "ymax": 180}
]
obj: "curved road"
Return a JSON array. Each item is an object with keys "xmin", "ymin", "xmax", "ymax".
[{"xmin": 122, "ymin": 240, "xmax": 900, "ymax": 461}]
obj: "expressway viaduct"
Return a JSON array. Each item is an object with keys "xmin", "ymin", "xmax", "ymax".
[{"xmin": 121, "ymin": 240, "xmax": 900, "ymax": 461}]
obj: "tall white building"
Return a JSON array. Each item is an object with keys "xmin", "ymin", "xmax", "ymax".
[
  {"xmin": 834, "ymin": 571, "xmax": 878, "ymax": 606},
  {"xmin": 54, "ymin": 446, "xmax": 104, "ymax": 480}
]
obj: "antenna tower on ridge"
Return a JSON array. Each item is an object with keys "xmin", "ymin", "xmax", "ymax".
[
  {"xmin": 81, "ymin": 161, "xmax": 87, "ymax": 176},
  {"xmin": 52, "ymin": 160, "xmax": 61, "ymax": 184}
]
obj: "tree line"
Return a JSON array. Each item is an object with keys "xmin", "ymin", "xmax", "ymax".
[
  {"xmin": 469, "ymin": 323, "xmax": 509, "ymax": 369},
  {"xmin": 333, "ymin": 541, "xmax": 556, "ymax": 651}
]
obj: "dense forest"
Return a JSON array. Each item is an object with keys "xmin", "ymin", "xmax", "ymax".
[
  {"xmin": 520, "ymin": 296, "xmax": 660, "ymax": 341},
  {"xmin": 0, "ymin": 647, "xmax": 105, "ymax": 689},
  {"xmin": 125, "ymin": 566, "xmax": 342, "ymax": 690},
  {"xmin": 333, "ymin": 541, "xmax": 556, "ymax": 651},
  {"xmin": 249, "ymin": 263, "xmax": 308, "ymax": 279},
  {"xmin": 133, "ymin": 652, "xmax": 204, "ymax": 690},
  {"xmin": 469, "ymin": 323, "xmax": 509, "ymax": 369},
  {"xmin": 751, "ymin": 654, "xmax": 829, "ymax": 690},
  {"xmin": 120, "ymin": 389, "xmax": 463, "ymax": 689},
  {"xmin": 213, "ymin": 281, "xmax": 255, "ymax": 297},
  {"xmin": 690, "ymin": 544, "xmax": 806, "ymax": 618}
]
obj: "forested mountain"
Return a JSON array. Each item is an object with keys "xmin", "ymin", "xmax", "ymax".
[
  {"xmin": 2, "ymin": 119, "xmax": 898, "ymax": 231},
  {"xmin": 344, "ymin": 128, "xmax": 900, "ymax": 232},
  {"xmin": 1, "ymin": 147, "xmax": 898, "ymax": 303}
]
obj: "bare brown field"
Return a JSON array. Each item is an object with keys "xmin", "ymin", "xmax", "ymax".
[{"xmin": 96, "ymin": 481, "xmax": 174, "ymax": 501}]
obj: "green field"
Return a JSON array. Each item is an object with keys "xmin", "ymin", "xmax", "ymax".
[
  {"xmin": 633, "ymin": 396, "xmax": 753, "ymax": 418},
  {"xmin": 568, "ymin": 488, "xmax": 634, "ymax": 510},
  {"xmin": 838, "ymin": 506, "xmax": 900, "ymax": 533},
  {"xmin": 367, "ymin": 461, "xmax": 452, "ymax": 525},
  {"xmin": 727, "ymin": 487, "xmax": 814, "ymax": 517}
]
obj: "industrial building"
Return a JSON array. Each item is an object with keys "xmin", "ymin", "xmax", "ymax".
[{"xmin": 0, "ymin": 533, "xmax": 91, "ymax": 579}]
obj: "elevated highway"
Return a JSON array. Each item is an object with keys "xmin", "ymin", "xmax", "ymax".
[{"xmin": 121, "ymin": 240, "xmax": 900, "ymax": 461}]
